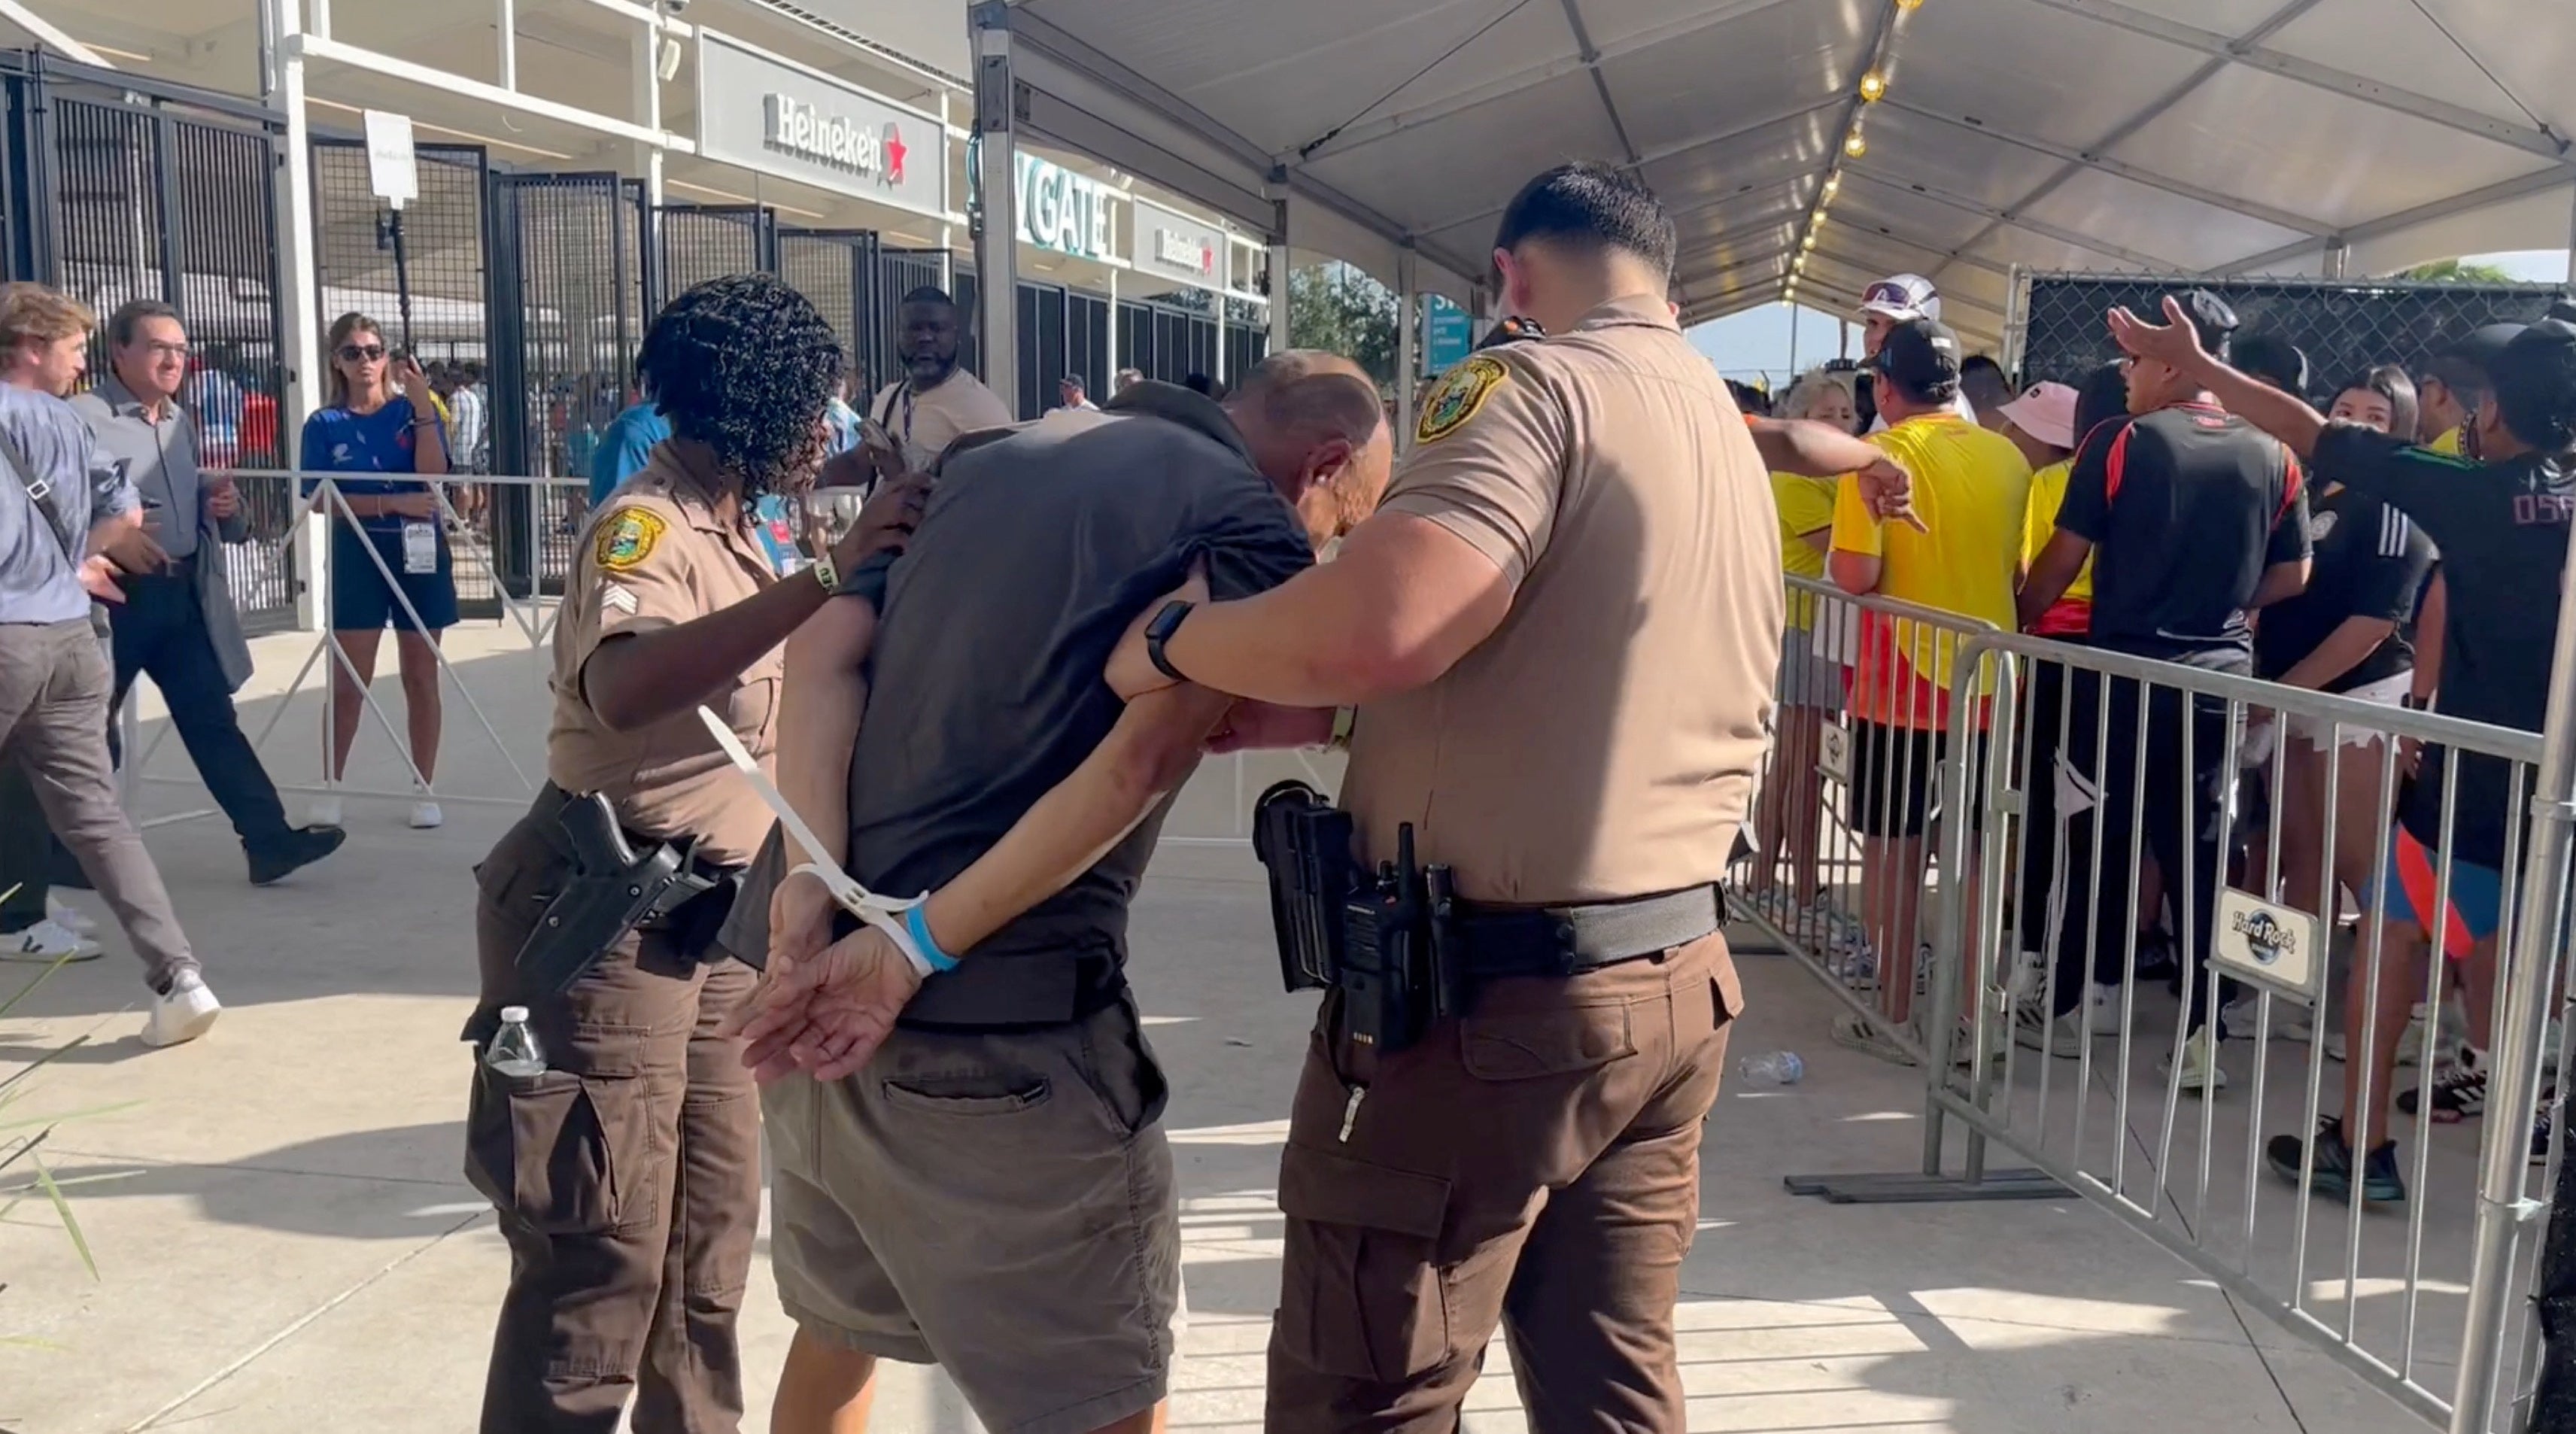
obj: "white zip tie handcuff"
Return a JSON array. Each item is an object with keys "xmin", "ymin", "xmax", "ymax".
[{"xmin": 696, "ymin": 706, "xmax": 944, "ymax": 979}]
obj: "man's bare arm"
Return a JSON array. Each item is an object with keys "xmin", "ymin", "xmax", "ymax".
[
  {"xmin": 918, "ymin": 683, "xmax": 1236, "ymax": 955},
  {"xmin": 2019, "ymin": 530, "xmax": 2091, "ymax": 630},
  {"xmin": 776, "ymin": 594, "xmax": 876, "ymax": 873}
]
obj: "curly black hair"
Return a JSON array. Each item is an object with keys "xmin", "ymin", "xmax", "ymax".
[{"xmin": 636, "ymin": 273, "xmax": 843, "ymax": 499}]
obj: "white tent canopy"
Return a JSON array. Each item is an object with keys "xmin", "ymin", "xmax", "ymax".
[{"xmin": 1001, "ymin": 0, "xmax": 2576, "ymax": 348}]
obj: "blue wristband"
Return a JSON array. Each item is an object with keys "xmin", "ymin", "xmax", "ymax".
[{"xmin": 904, "ymin": 904, "xmax": 958, "ymax": 973}]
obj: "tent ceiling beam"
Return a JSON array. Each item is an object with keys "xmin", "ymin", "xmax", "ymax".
[
  {"xmin": 1294, "ymin": 0, "xmax": 1809, "ymax": 162},
  {"xmin": 2025, "ymin": 0, "xmax": 2574, "ymax": 164},
  {"xmin": 2213, "ymin": 166, "xmax": 2576, "ymax": 275},
  {"xmin": 1839, "ymin": 163, "xmax": 2180, "ymax": 271},
  {"xmin": 1879, "ymin": 99, "xmax": 2330, "ymax": 238},
  {"xmin": 1933, "ymin": 0, "xmax": 2326, "ymax": 286},
  {"xmin": 1554, "ymin": 0, "xmax": 1642, "ymax": 168},
  {"xmin": 1420, "ymin": 93, "xmax": 1845, "ymax": 234}
]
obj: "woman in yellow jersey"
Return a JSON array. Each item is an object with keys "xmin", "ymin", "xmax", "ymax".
[{"xmin": 1751, "ymin": 369, "xmax": 1858, "ymax": 907}]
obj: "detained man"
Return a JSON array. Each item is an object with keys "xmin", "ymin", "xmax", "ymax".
[{"xmin": 729, "ymin": 354, "xmax": 1390, "ymax": 1434}]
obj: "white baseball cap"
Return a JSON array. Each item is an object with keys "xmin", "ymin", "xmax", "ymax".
[{"xmin": 1858, "ymin": 274, "xmax": 1942, "ymax": 324}]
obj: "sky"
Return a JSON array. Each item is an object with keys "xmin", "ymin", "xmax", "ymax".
[{"xmin": 1685, "ymin": 249, "xmax": 2573, "ymax": 396}]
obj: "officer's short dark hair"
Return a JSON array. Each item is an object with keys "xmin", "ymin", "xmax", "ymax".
[
  {"xmin": 108, "ymin": 298, "xmax": 181, "ymax": 349},
  {"xmin": 2234, "ymin": 333, "xmax": 2310, "ymax": 400},
  {"xmin": 2492, "ymin": 318, "xmax": 2576, "ymax": 452},
  {"xmin": 636, "ymin": 273, "xmax": 843, "ymax": 500},
  {"xmin": 2162, "ymin": 289, "xmax": 2239, "ymax": 365},
  {"xmin": 900, "ymin": 286, "xmax": 956, "ymax": 311},
  {"xmin": 1493, "ymin": 162, "xmax": 1677, "ymax": 279}
]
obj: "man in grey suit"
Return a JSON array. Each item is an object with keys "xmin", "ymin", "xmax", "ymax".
[{"xmin": 65, "ymin": 301, "xmax": 342, "ymax": 886}]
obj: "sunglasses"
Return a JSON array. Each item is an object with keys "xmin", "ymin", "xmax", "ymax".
[{"xmin": 338, "ymin": 343, "xmax": 386, "ymax": 363}]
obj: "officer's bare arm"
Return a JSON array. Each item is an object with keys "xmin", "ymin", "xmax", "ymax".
[
  {"xmin": 776, "ymin": 594, "xmax": 878, "ymax": 870},
  {"xmin": 914, "ymin": 683, "xmax": 1238, "ymax": 955},
  {"xmin": 1144, "ymin": 511, "xmax": 1512, "ymax": 707},
  {"xmin": 2018, "ymin": 530, "xmax": 2092, "ymax": 630},
  {"xmin": 2252, "ymin": 558, "xmax": 2313, "ymax": 609},
  {"xmin": 584, "ymin": 575, "xmax": 836, "ymax": 733},
  {"xmin": 1753, "ymin": 418, "xmax": 1884, "ymax": 478}
]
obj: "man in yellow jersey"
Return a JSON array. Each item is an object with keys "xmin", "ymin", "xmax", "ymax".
[{"xmin": 1827, "ymin": 318, "xmax": 2032, "ymax": 1062}]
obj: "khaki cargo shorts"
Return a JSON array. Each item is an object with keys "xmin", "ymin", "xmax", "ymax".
[{"xmin": 763, "ymin": 989, "xmax": 1180, "ymax": 1434}]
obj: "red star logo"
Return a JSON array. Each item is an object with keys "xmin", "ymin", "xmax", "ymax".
[{"xmin": 881, "ymin": 125, "xmax": 907, "ymax": 184}]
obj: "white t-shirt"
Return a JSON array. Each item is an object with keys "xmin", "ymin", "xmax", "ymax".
[{"xmin": 868, "ymin": 369, "xmax": 1016, "ymax": 471}]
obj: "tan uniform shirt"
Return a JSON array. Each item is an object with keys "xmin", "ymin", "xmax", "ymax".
[
  {"xmin": 1342, "ymin": 293, "xmax": 1784, "ymax": 906},
  {"xmin": 868, "ymin": 369, "xmax": 1015, "ymax": 472},
  {"xmin": 546, "ymin": 443, "xmax": 790, "ymax": 867}
]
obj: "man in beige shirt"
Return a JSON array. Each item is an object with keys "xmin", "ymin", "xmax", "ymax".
[
  {"xmin": 864, "ymin": 286, "xmax": 1014, "ymax": 473},
  {"xmin": 1106, "ymin": 163, "xmax": 1907, "ymax": 1429}
]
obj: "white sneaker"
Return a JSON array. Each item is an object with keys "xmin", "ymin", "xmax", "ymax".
[
  {"xmin": 408, "ymin": 800, "xmax": 444, "ymax": 830},
  {"xmin": 2085, "ymin": 982, "xmax": 2125, "ymax": 1037},
  {"xmin": 2166, "ymin": 1027, "xmax": 2229, "ymax": 1094},
  {"xmin": 5, "ymin": 918, "xmax": 102, "ymax": 963},
  {"xmin": 306, "ymin": 794, "xmax": 344, "ymax": 827},
  {"xmin": 2013, "ymin": 998, "xmax": 2088, "ymax": 1059},
  {"xmin": 44, "ymin": 897, "xmax": 97, "ymax": 937},
  {"xmin": 141, "ymin": 971, "xmax": 222, "ymax": 1047}
]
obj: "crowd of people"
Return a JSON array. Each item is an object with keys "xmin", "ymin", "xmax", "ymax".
[{"xmin": 1743, "ymin": 269, "xmax": 2576, "ymax": 1208}]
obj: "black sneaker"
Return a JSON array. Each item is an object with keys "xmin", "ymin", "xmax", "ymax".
[
  {"xmin": 2133, "ymin": 931, "xmax": 2179, "ymax": 984},
  {"xmin": 2396, "ymin": 1046, "xmax": 2488, "ymax": 1123},
  {"xmin": 248, "ymin": 825, "xmax": 348, "ymax": 886},
  {"xmin": 2265, "ymin": 1117, "xmax": 2406, "ymax": 1204}
]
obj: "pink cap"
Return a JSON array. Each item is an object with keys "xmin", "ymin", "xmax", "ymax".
[{"xmin": 1996, "ymin": 380, "xmax": 2079, "ymax": 451}]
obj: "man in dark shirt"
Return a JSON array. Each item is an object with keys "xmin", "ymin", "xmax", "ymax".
[
  {"xmin": 736, "ymin": 354, "xmax": 1384, "ymax": 1434},
  {"xmin": 2110, "ymin": 299, "xmax": 2576, "ymax": 1205},
  {"xmin": 2017, "ymin": 290, "xmax": 2312, "ymax": 1088}
]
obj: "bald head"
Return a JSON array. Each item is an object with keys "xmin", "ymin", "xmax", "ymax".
[{"xmin": 1223, "ymin": 350, "xmax": 1395, "ymax": 542}]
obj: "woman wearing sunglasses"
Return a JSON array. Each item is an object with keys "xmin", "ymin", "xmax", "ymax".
[{"xmin": 299, "ymin": 311, "xmax": 453, "ymax": 830}]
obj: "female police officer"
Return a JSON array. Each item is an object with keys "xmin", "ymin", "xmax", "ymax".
[{"xmin": 462, "ymin": 274, "xmax": 925, "ymax": 1433}]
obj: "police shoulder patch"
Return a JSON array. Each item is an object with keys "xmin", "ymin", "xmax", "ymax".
[
  {"xmin": 594, "ymin": 506, "xmax": 667, "ymax": 573},
  {"xmin": 1417, "ymin": 354, "xmax": 1511, "ymax": 445}
]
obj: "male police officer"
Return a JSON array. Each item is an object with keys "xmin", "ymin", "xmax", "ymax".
[
  {"xmin": 463, "ymin": 275, "xmax": 920, "ymax": 1433},
  {"xmin": 1106, "ymin": 162, "xmax": 1902, "ymax": 1429}
]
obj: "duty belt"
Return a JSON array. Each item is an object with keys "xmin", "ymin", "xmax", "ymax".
[{"xmin": 1251, "ymin": 780, "xmax": 1724, "ymax": 1052}]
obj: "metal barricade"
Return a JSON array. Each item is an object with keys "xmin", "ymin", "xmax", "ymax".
[
  {"xmin": 1762, "ymin": 609, "xmax": 2571, "ymax": 1432},
  {"xmin": 1727, "ymin": 576, "xmax": 2002, "ymax": 1071}
]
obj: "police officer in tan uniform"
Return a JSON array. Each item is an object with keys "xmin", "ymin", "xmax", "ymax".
[
  {"xmin": 1107, "ymin": 163, "xmax": 1911, "ymax": 1429},
  {"xmin": 463, "ymin": 275, "xmax": 922, "ymax": 1434}
]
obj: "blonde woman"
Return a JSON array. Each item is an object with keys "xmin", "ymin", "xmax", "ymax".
[
  {"xmin": 299, "ymin": 312, "xmax": 451, "ymax": 829},
  {"xmin": 1750, "ymin": 368, "xmax": 1857, "ymax": 906}
]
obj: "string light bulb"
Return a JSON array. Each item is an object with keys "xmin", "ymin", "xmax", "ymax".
[
  {"xmin": 1859, "ymin": 71, "xmax": 1887, "ymax": 102},
  {"xmin": 1897, "ymin": 0, "xmax": 1924, "ymax": 9},
  {"xmin": 1844, "ymin": 130, "xmax": 1869, "ymax": 158},
  {"xmin": 1801, "ymin": 232, "xmax": 1818, "ymax": 251},
  {"xmin": 1823, "ymin": 172, "xmax": 1842, "ymax": 198}
]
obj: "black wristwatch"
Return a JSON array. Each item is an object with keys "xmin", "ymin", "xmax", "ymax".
[{"xmin": 1144, "ymin": 600, "xmax": 1195, "ymax": 683}]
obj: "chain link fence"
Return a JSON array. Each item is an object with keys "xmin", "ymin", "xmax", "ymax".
[{"xmin": 2012, "ymin": 272, "xmax": 2571, "ymax": 398}]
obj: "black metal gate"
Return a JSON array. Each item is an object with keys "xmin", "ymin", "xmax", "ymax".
[
  {"xmin": 652, "ymin": 204, "xmax": 776, "ymax": 317},
  {"xmin": 0, "ymin": 50, "xmax": 297, "ymax": 633},
  {"xmin": 487, "ymin": 172, "xmax": 644, "ymax": 597},
  {"xmin": 777, "ymin": 227, "xmax": 879, "ymax": 393}
]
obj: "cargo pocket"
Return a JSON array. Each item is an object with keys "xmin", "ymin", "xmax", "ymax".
[
  {"xmin": 1275, "ymin": 1143, "xmax": 1453, "ymax": 1382},
  {"xmin": 463, "ymin": 1064, "xmax": 650, "ymax": 1234},
  {"xmin": 879, "ymin": 1070, "xmax": 1052, "ymax": 1117},
  {"xmin": 1457, "ymin": 1000, "xmax": 1637, "ymax": 1081}
]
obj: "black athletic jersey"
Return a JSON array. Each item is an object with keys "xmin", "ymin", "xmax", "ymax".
[
  {"xmin": 2055, "ymin": 403, "xmax": 2310, "ymax": 673},
  {"xmin": 2314, "ymin": 422, "xmax": 2574, "ymax": 868},
  {"xmin": 2253, "ymin": 482, "xmax": 2437, "ymax": 692}
]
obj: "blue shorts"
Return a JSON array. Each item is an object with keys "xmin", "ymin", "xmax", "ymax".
[
  {"xmin": 2363, "ymin": 825, "xmax": 2505, "ymax": 961},
  {"xmin": 330, "ymin": 523, "xmax": 457, "ymax": 633}
]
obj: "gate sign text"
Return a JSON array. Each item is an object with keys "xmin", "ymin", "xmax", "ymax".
[{"xmin": 1017, "ymin": 154, "xmax": 1114, "ymax": 261}]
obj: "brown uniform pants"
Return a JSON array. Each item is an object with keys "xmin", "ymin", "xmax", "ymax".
[
  {"xmin": 1266, "ymin": 933, "xmax": 1740, "ymax": 1432},
  {"xmin": 464, "ymin": 801, "xmax": 761, "ymax": 1434}
]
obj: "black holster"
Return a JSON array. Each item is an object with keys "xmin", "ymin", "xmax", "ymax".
[
  {"xmin": 512, "ymin": 791, "xmax": 725, "ymax": 994},
  {"xmin": 1252, "ymin": 781, "xmax": 1457, "ymax": 1053}
]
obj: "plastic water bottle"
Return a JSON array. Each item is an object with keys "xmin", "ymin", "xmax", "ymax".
[
  {"xmin": 486, "ymin": 1005, "xmax": 547, "ymax": 1078},
  {"xmin": 1736, "ymin": 1050, "xmax": 1804, "ymax": 1086}
]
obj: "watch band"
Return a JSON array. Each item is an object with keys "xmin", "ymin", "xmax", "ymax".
[{"xmin": 1145, "ymin": 600, "xmax": 1195, "ymax": 683}]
